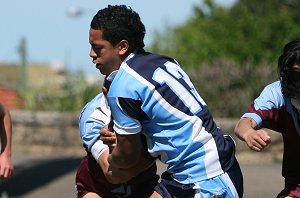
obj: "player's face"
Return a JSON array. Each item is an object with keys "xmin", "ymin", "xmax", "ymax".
[
  {"xmin": 89, "ymin": 29, "xmax": 122, "ymax": 76},
  {"xmin": 291, "ymin": 64, "xmax": 300, "ymax": 99}
]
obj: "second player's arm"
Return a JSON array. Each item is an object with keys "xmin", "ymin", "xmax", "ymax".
[
  {"xmin": 0, "ymin": 103, "xmax": 13, "ymax": 179},
  {"xmin": 98, "ymin": 127, "xmax": 155, "ymax": 184},
  {"xmin": 234, "ymin": 117, "xmax": 271, "ymax": 152}
]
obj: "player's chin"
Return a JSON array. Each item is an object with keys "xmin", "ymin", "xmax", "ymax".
[
  {"xmin": 96, "ymin": 64, "xmax": 102, "ymax": 70},
  {"xmin": 97, "ymin": 69, "xmax": 103, "ymax": 74},
  {"xmin": 96, "ymin": 65, "xmax": 105, "ymax": 74}
]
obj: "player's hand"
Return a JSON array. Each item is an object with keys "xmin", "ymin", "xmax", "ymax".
[
  {"xmin": 244, "ymin": 129, "xmax": 271, "ymax": 152},
  {"xmin": 0, "ymin": 154, "xmax": 13, "ymax": 179},
  {"xmin": 100, "ymin": 125, "xmax": 116, "ymax": 150}
]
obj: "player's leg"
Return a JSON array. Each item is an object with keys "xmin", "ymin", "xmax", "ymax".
[
  {"xmin": 153, "ymin": 170, "xmax": 242, "ymax": 198},
  {"xmin": 194, "ymin": 159, "xmax": 243, "ymax": 198},
  {"xmin": 83, "ymin": 192, "xmax": 102, "ymax": 198},
  {"xmin": 149, "ymin": 191, "xmax": 163, "ymax": 198},
  {"xmin": 75, "ymin": 154, "xmax": 117, "ymax": 198},
  {"xmin": 153, "ymin": 172, "xmax": 196, "ymax": 198},
  {"xmin": 75, "ymin": 155, "xmax": 103, "ymax": 198},
  {"xmin": 222, "ymin": 157, "xmax": 243, "ymax": 198},
  {"xmin": 277, "ymin": 182, "xmax": 300, "ymax": 198}
]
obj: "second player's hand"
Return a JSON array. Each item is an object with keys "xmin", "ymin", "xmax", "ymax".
[
  {"xmin": 100, "ymin": 125, "xmax": 116, "ymax": 150},
  {"xmin": 0, "ymin": 155, "xmax": 13, "ymax": 179},
  {"xmin": 244, "ymin": 129, "xmax": 271, "ymax": 152}
]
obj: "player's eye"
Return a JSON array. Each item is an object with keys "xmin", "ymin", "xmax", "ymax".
[{"xmin": 92, "ymin": 45, "xmax": 102, "ymax": 51}]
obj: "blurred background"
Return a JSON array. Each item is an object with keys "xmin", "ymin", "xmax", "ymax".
[
  {"xmin": 1, "ymin": 0, "xmax": 299, "ymax": 117},
  {"xmin": 1, "ymin": 0, "xmax": 297, "ymax": 197}
]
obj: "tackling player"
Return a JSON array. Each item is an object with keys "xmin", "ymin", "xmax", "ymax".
[
  {"xmin": 75, "ymin": 79, "xmax": 158, "ymax": 198},
  {"xmin": 235, "ymin": 38, "xmax": 300, "ymax": 197}
]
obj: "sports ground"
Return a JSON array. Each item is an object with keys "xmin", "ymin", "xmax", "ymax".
[{"xmin": 0, "ymin": 151, "xmax": 283, "ymax": 198}]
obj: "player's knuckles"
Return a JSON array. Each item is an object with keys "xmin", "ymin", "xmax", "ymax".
[
  {"xmin": 263, "ymin": 136, "xmax": 271, "ymax": 142},
  {"xmin": 257, "ymin": 130, "xmax": 269, "ymax": 137},
  {"xmin": 249, "ymin": 137, "xmax": 258, "ymax": 145}
]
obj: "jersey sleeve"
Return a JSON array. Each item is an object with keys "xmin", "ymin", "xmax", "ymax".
[
  {"xmin": 109, "ymin": 96, "xmax": 143, "ymax": 135},
  {"xmin": 78, "ymin": 93, "xmax": 111, "ymax": 152},
  {"xmin": 242, "ymin": 81, "xmax": 284, "ymax": 130},
  {"xmin": 107, "ymin": 65, "xmax": 146, "ymax": 135}
]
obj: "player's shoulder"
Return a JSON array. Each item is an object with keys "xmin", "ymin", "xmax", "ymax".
[
  {"xmin": 262, "ymin": 81, "xmax": 283, "ymax": 96},
  {"xmin": 127, "ymin": 51, "xmax": 176, "ymax": 69},
  {"xmin": 265, "ymin": 81, "xmax": 281, "ymax": 89},
  {"xmin": 258, "ymin": 81, "xmax": 285, "ymax": 106},
  {"xmin": 80, "ymin": 93, "xmax": 104, "ymax": 117}
]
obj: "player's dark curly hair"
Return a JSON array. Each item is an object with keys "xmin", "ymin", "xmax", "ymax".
[
  {"xmin": 90, "ymin": 5, "xmax": 145, "ymax": 52},
  {"xmin": 278, "ymin": 38, "xmax": 300, "ymax": 98}
]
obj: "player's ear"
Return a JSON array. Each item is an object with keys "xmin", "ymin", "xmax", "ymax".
[{"xmin": 118, "ymin": 40, "xmax": 129, "ymax": 56}]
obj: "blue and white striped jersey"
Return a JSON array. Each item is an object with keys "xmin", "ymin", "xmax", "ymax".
[{"xmin": 107, "ymin": 51, "xmax": 237, "ymax": 184}]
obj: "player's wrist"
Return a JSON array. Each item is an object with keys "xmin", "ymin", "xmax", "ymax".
[{"xmin": 91, "ymin": 140, "xmax": 109, "ymax": 161}]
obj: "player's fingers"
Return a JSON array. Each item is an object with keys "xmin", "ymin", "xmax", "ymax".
[
  {"xmin": 1, "ymin": 167, "xmax": 10, "ymax": 178},
  {"xmin": 0, "ymin": 168, "xmax": 5, "ymax": 179},
  {"xmin": 246, "ymin": 138, "xmax": 264, "ymax": 151},
  {"xmin": 251, "ymin": 136, "xmax": 272, "ymax": 151},
  {"xmin": 2, "ymin": 169, "xmax": 9, "ymax": 179},
  {"xmin": 106, "ymin": 132, "xmax": 116, "ymax": 137},
  {"xmin": 101, "ymin": 137, "xmax": 116, "ymax": 147},
  {"xmin": 263, "ymin": 136, "xmax": 271, "ymax": 143},
  {"xmin": 100, "ymin": 136, "xmax": 116, "ymax": 142},
  {"xmin": 250, "ymin": 145, "xmax": 263, "ymax": 152},
  {"xmin": 7, "ymin": 169, "xmax": 13, "ymax": 178},
  {"xmin": 251, "ymin": 132, "xmax": 270, "ymax": 147},
  {"xmin": 250, "ymin": 141, "xmax": 265, "ymax": 151},
  {"xmin": 100, "ymin": 130, "xmax": 115, "ymax": 137},
  {"xmin": 102, "ymin": 138, "xmax": 116, "ymax": 144},
  {"xmin": 255, "ymin": 137, "xmax": 268, "ymax": 147},
  {"xmin": 256, "ymin": 130, "xmax": 271, "ymax": 142}
]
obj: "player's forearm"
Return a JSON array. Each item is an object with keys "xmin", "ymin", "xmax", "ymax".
[
  {"xmin": 108, "ymin": 133, "xmax": 143, "ymax": 169},
  {"xmin": 128, "ymin": 153, "xmax": 156, "ymax": 176},
  {"xmin": 103, "ymin": 154, "xmax": 155, "ymax": 184},
  {"xmin": 0, "ymin": 106, "xmax": 12, "ymax": 156},
  {"xmin": 98, "ymin": 150, "xmax": 137, "ymax": 184},
  {"xmin": 0, "ymin": 143, "xmax": 12, "ymax": 158},
  {"xmin": 107, "ymin": 147, "xmax": 138, "ymax": 169}
]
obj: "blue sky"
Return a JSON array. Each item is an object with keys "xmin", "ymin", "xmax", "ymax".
[{"xmin": 0, "ymin": 0, "xmax": 236, "ymax": 76}]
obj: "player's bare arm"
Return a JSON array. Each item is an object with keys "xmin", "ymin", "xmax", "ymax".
[
  {"xmin": 0, "ymin": 103, "xmax": 13, "ymax": 179},
  {"xmin": 234, "ymin": 117, "xmax": 271, "ymax": 152},
  {"xmin": 108, "ymin": 133, "xmax": 145, "ymax": 169},
  {"xmin": 97, "ymin": 149, "xmax": 131, "ymax": 184},
  {"xmin": 99, "ymin": 128, "xmax": 155, "ymax": 184},
  {"xmin": 99, "ymin": 149, "xmax": 155, "ymax": 184}
]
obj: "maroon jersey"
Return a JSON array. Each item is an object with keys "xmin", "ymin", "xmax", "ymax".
[
  {"xmin": 242, "ymin": 81, "xmax": 300, "ymax": 196},
  {"xmin": 75, "ymin": 154, "xmax": 158, "ymax": 198}
]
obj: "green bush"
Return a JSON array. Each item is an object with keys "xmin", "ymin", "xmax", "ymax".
[{"xmin": 187, "ymin": 59, "xmax": 277, "ymax": 117}]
